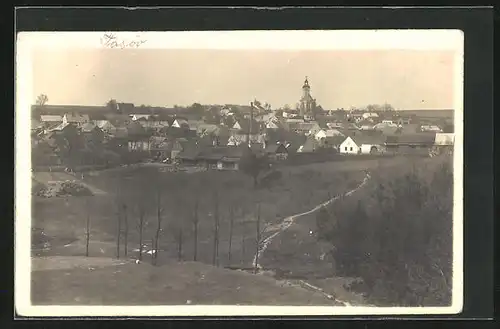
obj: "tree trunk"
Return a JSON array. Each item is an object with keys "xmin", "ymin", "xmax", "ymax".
[
  {"xmin": 138, "ymin": 209, "xmax": 144, "ymax": 261},
  {"xmin": 228, "ymin": 206, "xmax": 234, "ymax": 264},
  {"xmin": 123, "ymin": 205, "xmax": 128, "ymax": 257},
  {"xmin": 193, "ymin": 197, "xmax": 199, "ymax": 262},
  {"xmin": 178, "ymin": 228, "xmax": 183, "ymax": 261},
  {"xmin": 154, "ymin": 189, "xmax": 162, "ymax": 265},
  {"xmin": 116, "ymin": 207, "xmax": 121, "ymax": 259},
  {"xmin": 85, "ymin": 199, "xmax": 91, "ymax": 257},
  {"xmin": 241, "ymin": 236, "xmax": 245, "ymax": 265},
  {"xmin": 254, "ymin": 203, "xmax": 261, "ymax": 274},
  {"xmin": 212, "ymin": 191, "xmax": 219, "ymax": 266}
]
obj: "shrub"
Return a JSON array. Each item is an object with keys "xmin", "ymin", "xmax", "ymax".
[{"xmin": 317, "ymin": 157, "xmax": 453, "ymax": 306}]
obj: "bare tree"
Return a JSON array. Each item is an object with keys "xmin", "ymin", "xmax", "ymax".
[
  {"xmin": 36, "ymin": 94, "xmax": 48, "ymax": 106},
  {"xmin": 136, "ymin": 203, "xmax": 147, "ymax": 261},
  {"xmin": 212, "ymin": 190, "xmax": 220, "ymax": 267},
  {"xmin": 192, "ymin": 195, "xmax": 200, "ymax": 261},
  {"xmin": 153, "ymin": 187, "xmax": 164, "ymax": 265},
  {"xmin": 177, "ymin": 226, "xmax": 183, "ymax": 261},
  {"xmin": 123, "ymin": 204, "xmax": 129, "ymax": 257},
  {"xmin": 85, "ymin": 198, "xmax": 91, "ymax": 257},
  {"xmin": 116, "ymin": 202, "xmax": 122, "ymax": 259},
  {"xmin": 227, "ymin": 205, "xmax": 234, "ymax": 264},
  {"xmin": 254, "ymin": 203, "xmax": 261, "ymax": 274}
]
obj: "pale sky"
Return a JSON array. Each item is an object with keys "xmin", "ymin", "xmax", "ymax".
[{"xmin": 31, "ymin": 48, "xmax": 455, "ymax": 110}]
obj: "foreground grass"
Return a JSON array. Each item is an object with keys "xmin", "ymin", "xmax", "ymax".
[{"xmin": 31, "ymin": 256, "xmax": 339, "ymax": 306}]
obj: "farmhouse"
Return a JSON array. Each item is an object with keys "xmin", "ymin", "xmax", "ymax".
[
  {"xmin": 362, "ymin": 112, "xmax": 379, "ymax": 120},
  {"xmin": 130, "ymin": 114, "xmax": 152, "ymax": 121},
  {"xmin": 385, "ymin": 133, "xmax": 436, "ymax": 155},
  {"xmin": 434, "ymin": 133, "xmax": 454, "ymax": 146},
  {"xmin": 62, "ymin": 113, "xmax": 90, "ymax": 126},
  {"xmin": 40, "ymin": 115, "xmax": 63, "ymax": 125},
  {"xmin": 171, "ymin": 118, "xmax": 190, "ymax": 129},
  {"xmin": 264, "ymin": 143, "xmax": 289, "ymax": 161},
  {"xmin": 314, "ymin": 129, "xmax": 344, "ymax": 140},
  {"xmin": 339, "ymin": 134, "xmax": 385, "ymax": 155}
]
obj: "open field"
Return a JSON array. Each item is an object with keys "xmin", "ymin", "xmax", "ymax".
[
  {"xmin": 31, "ymin": 155, "xmax": 439, "ymax": 305},
  {"xmin": 31, "ymin": 256, "xmax": 339, "ymax": 305}
]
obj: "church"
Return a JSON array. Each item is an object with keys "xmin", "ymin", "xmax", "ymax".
[{"xmin": 297, "ymin": 76, "xmax": 319, "ymax": 120}]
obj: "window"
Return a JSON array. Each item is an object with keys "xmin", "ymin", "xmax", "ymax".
[
  {"xmin": 350, "ymin": 147, "xmax": 353, "ymax": 151},
  {"xmin": 344, "ymin": 147, "xmax": 347, "ymax": 151}
]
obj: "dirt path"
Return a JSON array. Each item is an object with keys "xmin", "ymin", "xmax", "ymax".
[{"xmin": 252, "ymin": 172, "xmax": 372, "ymax": 306}]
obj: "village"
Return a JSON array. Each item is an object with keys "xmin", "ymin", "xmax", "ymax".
[
  {"xmin": 31, "ymin": 77, "xmax": 455, "ymax": 174},
  {"xmin": 30, "ymin": 77, "xmax": 455, "ymax": 307}
]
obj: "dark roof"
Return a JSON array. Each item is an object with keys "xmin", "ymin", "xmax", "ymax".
[
  {"xmin": 88, "ymin": 113, "xmax": 108, "ymax": 121},
  {"xmin": 126, "ymin": 121, "xmax": 147, "ymax": 136},
  {"xmin": 348, "ymin": 132, "xmax": 386, "ymax": 145},
  {"xmin": 324, "ymin": 136, "xmax": 345, "ymax": 146},
  {"xmin": 385, "ymin": 133, "xmax": 436, "ymax": 145},
  {"xmin": 233, "ymin": 119, "xmax": 260, "ymax": 134},
  {"xmin": 265, "ymin": 143, "xmax": 288, "ymax": 154},
  {"xmin": 299, "ymin": 138, "xmax": 319, "ymax": 152}
]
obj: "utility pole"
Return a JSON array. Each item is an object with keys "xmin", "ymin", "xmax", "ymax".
[{"xmin": 248, "ymin": 101, "xmax": 254, "ymax": 147}]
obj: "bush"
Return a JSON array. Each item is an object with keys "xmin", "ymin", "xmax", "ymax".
[{"xmin": 317, "ymin": 157, "xmax": 453, "ymax": 306}]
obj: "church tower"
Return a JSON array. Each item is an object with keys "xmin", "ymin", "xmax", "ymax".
[{"xmin": 299, "ymin": 76, "xmax": 317, "ymax": 118}]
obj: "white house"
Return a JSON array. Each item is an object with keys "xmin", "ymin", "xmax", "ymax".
[
  {"xmin": 421, "ymin": 124, "xmax": 443, "ymax": 132},
  {"xmin": 340, "ymin": 135, "xmax": 385, "ymax": 155},
  {"xmin": 381, "ymin": 120, "xmax": 394, "ymax": 125},
  {"xmin": 95, "ymin": 120, "xmax": 116, "ymax": 134},
  {"xmin": 265, "ymin": 121, "xmax": 281, "ymax": 129},
  {"xmin": 434, "ymin": 133, "xmax": 454, "ymax": 145},
  {"xmin": 130, "ymin": 114, "xmax": 151, "ymax": 121},
  {"xmin": 362, "ymin": 112, "xmax": 379, "ymax": 119},
  {"xmin": 40, "ymin": 115, "xmax": 63, "ymax": 123},
  {"xmin": 314, "ymin": 129, "xmax": 344, "ymax": 140},
  {"xmin": 171, "ymin": 118, "xmax": 189, "ymax": 129},
  {"xmin": 339, "ymin": 136, "xmax": 360, "ymax": 154}
]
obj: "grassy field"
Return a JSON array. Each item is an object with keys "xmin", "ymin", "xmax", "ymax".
[
  {"xmin": 31, "ymin": 156, "xmax": 432, "ymax": 305},
  {"xmin": 32, "ymin": 160, "xmax": 370, "ymax": 268},
  {"xmin": 31, "ymin": 256, "xmax": 339, "ymax": 306}
]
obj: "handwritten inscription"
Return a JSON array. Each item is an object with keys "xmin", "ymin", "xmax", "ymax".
[{"xmin": 101, "ymin": 33, "xmax": 147, "ymax": 49}]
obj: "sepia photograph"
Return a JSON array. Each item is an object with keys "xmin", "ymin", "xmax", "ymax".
[{"xmin": 15, "ymin": 30, "xmax": 463, "ymax": 317}]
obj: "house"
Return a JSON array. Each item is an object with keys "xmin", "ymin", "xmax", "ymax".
[
  {"xmin": 93, "ymin": 120, "xmax": 116, "ymax": 135},
  {"xmin": 196, "ymin": 123, "xmax": 220, "ymax": 137},
  {"xmin": 339, "ymin": 133, "xmax": 386, "ymax": 155},
  {"xmin": 362, "ymin": 112, "xmax": 379, "ymax": 120},
  {"xmin": 297, "ymin": 137, "xmax": 319, "ymax": 153},
  {"xmin": 126, "ymin": 122, "xmax": 150, "ymax": 152},
  {"xmin": 420, "ymin": 124, "xmax": 443, "ymax": 132},
  {"xmin": 62, "ymin": 113, "xmax": 90, "ymax": 126},
  {"xmin": 40, "ymin": 115, "xmax": 63, "ymax": 125},
  {"xmin": 326, "ymin": 121, "xmax": 345, "ymax": 129},
  {"xmin": 282, "ymin": 110, "xmax": 300, "ymax": 118},
  {"xmin": 385, "ymin": 133, "xmax": 436, "ymax": 155},
  {"xmin": 171, "ymin": 118, "xmax": 190, "ymax": 129},
  {"xmin": 285, "ymin": 122, "xmax": 321, "ymax": 135},
  {"xmin": 130, "ymin": 114, "xmax": 152, "ymax": 121},
  {"xmin": 265, "ymin": 120, "xmax": 281, "ymax": 129},
  {"xmin": 434, "ymin": 133, "xmax": 454, "ymax": 146},
  {"xmin": 320, "ymin": 135, "xmax": 346, "ymax": 151},
  {"xmin": 314, "ymin": 129, "xmax": 344, "ymax": 140},
  {"xmin": 264, "ymin": 143, "xmax": 289, "ymax": 161},
  {"xmin": 80, "ymin": 123, "xmax": 104, "ymax": 146},
  {"xmin": 232, "ymin": 119, "xmax": 260, "ymax": 133},
  {"xmin": 149, "ymin": 138, "xmax": 184, "ymax": 161}
]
